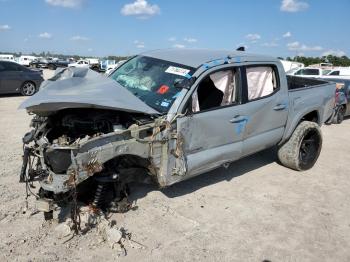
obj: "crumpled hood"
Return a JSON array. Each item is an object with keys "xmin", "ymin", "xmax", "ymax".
[{"xmin": 19, "ymin": 67, "xmax": 160, "ymax": 116}]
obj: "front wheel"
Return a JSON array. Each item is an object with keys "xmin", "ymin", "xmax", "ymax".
[
  {"xmin": 278, "ymin": 121, "xmax": 322, "ymax": 171},
  {"xmin": 20, "ymin": 81, "xmax": 37, "ymax": 96}
]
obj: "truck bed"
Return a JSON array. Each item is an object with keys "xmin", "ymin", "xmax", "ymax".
[
  {"xmin": 281, "ymin": 76, "xmax": 336, "ymax": 143},
  {"xmin": 287, "ymin": 75, "xmax": 329, "ymax": 90}
]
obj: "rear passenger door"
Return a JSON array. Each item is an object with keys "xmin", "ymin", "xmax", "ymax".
[{"xmin": 239, "ymin": 64, "xmax": 288, "ymax": 156}]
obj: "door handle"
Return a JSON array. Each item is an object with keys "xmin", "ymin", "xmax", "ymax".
[
  {"xmin": 273, "ymin": 104, "xmax": 287, "ymax": 111},
  {"xmin": 229, "ymin": 115, "xmax": 247, "ymax": 123}
]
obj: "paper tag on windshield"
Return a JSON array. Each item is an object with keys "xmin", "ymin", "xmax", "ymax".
[{"xmin": 165, "ymin": 66, "xmax": 190, "ymax": 77}]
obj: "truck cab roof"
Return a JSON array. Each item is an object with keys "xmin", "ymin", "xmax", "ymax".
[{"xmin": 141, "ymin": 49, "xmax": 279, "ymax": 68}]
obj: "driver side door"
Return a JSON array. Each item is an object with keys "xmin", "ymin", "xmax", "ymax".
[{"xmin": 176, "ymin": 66, "xmax": 245, "ymax": 178}]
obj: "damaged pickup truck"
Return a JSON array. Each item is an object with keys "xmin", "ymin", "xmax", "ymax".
[{"xmin": 19, "ymin": 49, "xmax": 335, "ymax": 220}]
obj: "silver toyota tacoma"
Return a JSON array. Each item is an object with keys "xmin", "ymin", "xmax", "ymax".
[{"xmin": 19, "ymin": 49, "xmax": 335, "ymax": 219}]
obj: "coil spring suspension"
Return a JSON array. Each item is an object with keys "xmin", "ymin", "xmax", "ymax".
[{"xmin": 92, "ymin": 183, "xmax": 106, "ymax": 208}]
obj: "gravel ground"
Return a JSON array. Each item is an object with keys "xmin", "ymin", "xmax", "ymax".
[{"xmin": 0, "ymin": 70, "xmax": 349, "ymax": 261}]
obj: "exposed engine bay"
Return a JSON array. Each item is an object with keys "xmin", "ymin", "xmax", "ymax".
[{"xmin": 20, "ymin": 108, "xmax": 167, "ymax": 221}]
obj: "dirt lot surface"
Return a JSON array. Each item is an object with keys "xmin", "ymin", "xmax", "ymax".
[{"xmin": 0, "ymin": 71, "xmax": 349, "ymax": 261}]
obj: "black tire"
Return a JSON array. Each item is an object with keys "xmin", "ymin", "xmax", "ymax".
[
  {"xmin": 278, "ymin": 121, "xmax": 322, "ymax": 171},
  {"xmin": 332, "ymin": 106, "xmax": 345, "ymax": 124},
  {"xmin": 20, "ymin": 81, "xmax": 37, "ymax": 96},
  {"xmin": 48, "ymin": 64, "xmax": 56, "ymax": 70},
  {"xmin": 44, "ymin": 211, "xmax": 53, "ymax": 220}
]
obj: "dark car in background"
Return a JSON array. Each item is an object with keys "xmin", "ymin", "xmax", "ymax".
[
  {"xmin": 322, "ymin": 78, "xmax": 350, "ymax": 124},
  {"xmin": 0, "ymin": 61, "xmax": 44, "ymax": 96},
  {"xmin": 30, "ymin": 58, "xmax": 70, "ymax": 70}
]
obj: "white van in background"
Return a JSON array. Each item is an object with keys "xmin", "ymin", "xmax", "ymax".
[
  {"xmin": 18, "ymin": 55, "xmax": 37, "ymax": 66},
  {"xmin": 327, "ymin": 67, "xmax": 350, "ymax": 76},
  {"xmin": 288, "ymin": 67, "xmax": 331, "ymax": 77},
  {"xmin": 0, "ymin": 54, "xmax": 15, "ymax": 62}
]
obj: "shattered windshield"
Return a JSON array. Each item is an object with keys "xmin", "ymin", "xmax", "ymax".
[{"xmin": 109, "ymin": 56, "xmax": 195, "ymax": 113}]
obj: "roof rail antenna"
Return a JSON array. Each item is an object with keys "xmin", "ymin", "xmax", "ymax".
[{"xmin": 236, "ymin": 46, "xmax": 245, "ymax": 52}]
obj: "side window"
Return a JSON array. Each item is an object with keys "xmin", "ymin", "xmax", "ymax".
[
  {"xmin": 303, "ymin": 69, "xmax": 319, "ymax": 75},
  {"xmin": 246, "ymin": 66, "xmax": 279, "ymax": 101},
  {"xmin": 2, "ymin": 62, "xmax": 20, "ymax": 71},
  {"xmin": 295, "ymin": 69, "xmax": 303, "ymax": 75},
  {"xmin": 330, "ymin": 71, "xmax": 340, "ymax": 76},
  {"xmin": 192, "ymin": 69, "xmax": 237, "ymax": 112}
]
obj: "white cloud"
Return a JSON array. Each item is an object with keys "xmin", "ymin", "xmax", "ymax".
[
  {"xmin": 168, "ymin": 37, "xmax": 176, "ymax": 42},
  {"xmin": 281, "ymin": 0, "xmax": 309, "ymax": 12},
  {"xmin": 134, "ymin": 40, "xmax": 145, "ymax": 48},
  {"xmin": 70, "ymin": 35, "xmax": 89, "ymax": 41},
  {"xmin": 287, "ymin": 41, "xmax": 323, "ymax": 52},
  {"xmin": 283, "ymin": 31, "xmax": 292, "ymax": 38},
  {"xmin": 173, "ymin": 44, "xmax": 185, "ymax": 49},
  {"xmin": 45, "ymin": 0, "xmax": 84, "ymax": 8},
  {"xmin": 121, "ymin": 0, "xmax": 160, "ymax": 18},
  {"xmin": 245, "ymin": 33, "xmax": 261, "ymax": 42},
  {"xmin": 87, "ymin": 48, "xmax": 93, "ymax": 52},
  {"xmin": 38, "ymin": 32, "xmax": 52, "ymax": 39},
  {"xmin": 322, "ymin": 49, "xmax": 346, "ymax": 57},
  {"xmin": 262, "ymin": 42, "xmax": 279, "ymax": 47},
  {"xmin": 184, "ymin": 37, "xmax": 197, "ymax": 43},
  {"xmin": 0, "ymin": 24, "xmax": 11, "ymax": 31}
]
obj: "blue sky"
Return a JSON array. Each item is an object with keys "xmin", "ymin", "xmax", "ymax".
[{"xmin": 0, "ymin": 0, "xmax": 349, "ymax": 58}]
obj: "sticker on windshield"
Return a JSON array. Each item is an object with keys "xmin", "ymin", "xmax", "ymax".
[
  {"xmin": 160, "ymin": 101, "xmax": 170, "ymax": 107},
  {"xmin": 157, "ymin": 85, "xmax": 170, "ymax": 94},
  {"xmin": 165, "ymin": 66, "xmax": 190, "ymax": 77}
]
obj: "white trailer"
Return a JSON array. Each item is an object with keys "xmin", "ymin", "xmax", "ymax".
[
  {"xmin": 0, "ymin": 54, "xmax": 15, "ymax": 62},
  {"xmin": 18, "ymin": 55, "xmax": 37, "ymax": 66}
]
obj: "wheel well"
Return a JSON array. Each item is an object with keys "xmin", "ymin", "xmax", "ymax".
[
  {"xmin": 100, "ymin": 154, "xmax": 155, "ymax": 184},
  {"xmin": 300, "ymin": 110, "xmax": 319, "ymax": 124}
]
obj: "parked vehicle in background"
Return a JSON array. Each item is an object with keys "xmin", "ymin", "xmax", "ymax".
[
  {"xmin": 289, "ymin": 67, "xmax": 331, "ymax": 77},
  {"xmin": 29, "ymin": 58, "xmax": 49, "ymax": 68},
  {"xmin": 0, "ymin": 61, "xmax": 43, "ymax": 96},
  {"xmin": 19, "ymin": 49, "xmax": 335, "ymax": 219},
  {"xmin": 327, "ymin": 67, "xmax": 350, "ymax": 76},
  {"xmin": 322, "ymin": 78, "xmax": 350, "ymax": 124},
  {"xmin": 105, "ymin": 60, "xmax": 126, "ymax": 75},
  {"xmin": 0, "ymin": 54, "xmax": 15, "ymax": 62},
  {"xmin": 280, "ymin": 60, "xmax": 304, "ymax": 74},
  {"xmin": 100, "ymin": 60, "xmax": 116, "ymax": 72},
  {"xmin": 18, "ymin": 56, "xmax": 37, "ymax": 67},
  {"xmin": 87, "ymin": 58, "xmax": 100, "ymax": 71},
  {"xmin": 46, "ymin": 59, "xmax": 70, "ymax": 70},
  {"xmin": 30, "ymin": 58, "xmax": 70, "ymax": 70},
  {"xmin": 68, "ymin": 59, "xmax": 89, "ymax": 68}
]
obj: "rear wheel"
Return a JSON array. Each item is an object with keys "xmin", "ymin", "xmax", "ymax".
[
  {"xmin": 20, "ymin": 81, "xmax": 36, "ymax": 96},
  {"xmin": 278, "ymin": 121, "xmax": 322, "ymax": 171},
  {"xmin": 333, "ymin": 106, "xmax": 345, "ymax": 124}
]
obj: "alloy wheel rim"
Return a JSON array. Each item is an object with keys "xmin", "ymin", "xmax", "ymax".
[
  {"xmin": 299, "ymin": 129, "xmax": 321, "ymax": 168},
  {"xmin": 23, "ymin": 83, "xmax": 35, "ymax": 95}
]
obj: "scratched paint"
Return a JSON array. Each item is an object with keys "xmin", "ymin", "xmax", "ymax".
[{"xmin": 235, "ymin": 117, "xmax": 249, "ymax": 134}]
